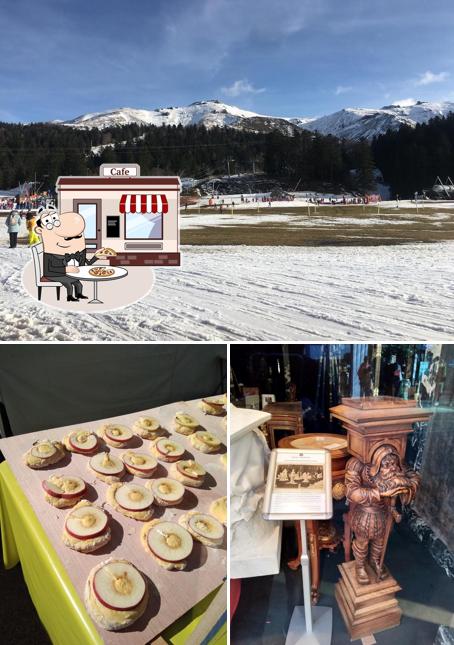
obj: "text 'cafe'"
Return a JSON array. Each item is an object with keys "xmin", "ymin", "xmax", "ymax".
[{"xmin": 56, "ymin": 164, "xmax": 181, "ymax": 266}]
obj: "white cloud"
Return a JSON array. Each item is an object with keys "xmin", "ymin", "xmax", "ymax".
[
  {"xmin": 392, "ymin": 98, "xmax": 416, "ymax": 107},
  {"xmin": 221, "ymin": 79, "xmax": 266, "ymax": 97},
  {"xmin": 415, "ymin": 71, "xmax": 449, "ymax": 86},
  {"xmin": 335, "ymin": 85, "xmax": 353, "ymax": 95}
]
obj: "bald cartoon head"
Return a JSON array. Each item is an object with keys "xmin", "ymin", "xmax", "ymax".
[{"xmin": 35, "ymin": 210, "xmax": 87, "ymax": 255}]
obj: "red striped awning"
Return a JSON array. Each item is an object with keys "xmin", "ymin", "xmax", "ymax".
[{"xmin": 119, "ymin": 194, "xmax": 169, "ymax": 214}]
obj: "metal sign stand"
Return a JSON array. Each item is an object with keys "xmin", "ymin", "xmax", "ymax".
[{"xmin": 285, "ymin": 519, "xmax": 332, "ymax": 645}]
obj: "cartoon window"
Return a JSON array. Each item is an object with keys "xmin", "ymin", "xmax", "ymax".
[{"xmin": 120, "ymin": 194, "xmax": 167, "ymax": 240}]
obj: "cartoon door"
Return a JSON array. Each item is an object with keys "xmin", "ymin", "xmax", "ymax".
[{"xmin": 73, "ymin": 199, "xmax": 102, "ymax": 250}]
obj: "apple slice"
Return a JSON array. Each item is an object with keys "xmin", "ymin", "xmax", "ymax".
[
  {"xmin": 137, "ymin": 417, "xmax": 160, "ymax": 431},
  {"xmin": 90, "ymin": 452, "xmax": 124, "ymax": 475},
  {"xmin": 65, "ymin": 506, "xmax": 108, "ymax": 539},
  {"xmin": 151, "ymin": 478, "xmax": 185, "ymax": 503},
  {"xmin": 69, "ymin": 430, "xmax": 98, "ymax": 453},
  {"xmin": 93, "ymin": 561, "xmax": 146, "ymax": 611},
  {"xmin": 147, "ymin": 521, "xmax": 193, "ymax": 562},
  {"xmin": 194, "ymin": 431, "xmax": 221, "ymax": 448},
  {"xmin": 202, "ymin": 397, "xmax": 225, "ymax": 407},
  {"xmin": 42, "ymin": 476, "xmax": 86, "ymax": 499},
  {"xmin": 114, "ymin": 484, "xmax": 153, "ymax": 511},
  {"xmin": 155, "ymin": 438, "xmax": 184, "ymax": 461},
  {"xmin": 31, "ymin": 442, "xmax": 56, "ymax": 459},
  {"xmin": 122, "ymin": 452, "xmax": 157, "ymax": 473},
  {"xmin": 175, "ymin": 412, "xmax": 198, "ymax": 429},
  {"xmin": 104, "ymin": 424, "xmax": 133, "ymax": 443},
  {"xmin": 188, "ymin": 513, "xmax": 224, "ymax": 541},
  {"xmin": 176, "ymin": 460, "xmax": 206, "ymax": 480}
]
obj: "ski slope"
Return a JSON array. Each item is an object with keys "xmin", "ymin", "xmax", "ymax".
[{"xmin": 1, "ymin": 240, "xmax": 453, "ymax": 341}]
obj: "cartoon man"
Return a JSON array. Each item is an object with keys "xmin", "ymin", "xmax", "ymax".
[{"xmin": 35, "ymin": 208, "xmax": 104, "ymax": 302}]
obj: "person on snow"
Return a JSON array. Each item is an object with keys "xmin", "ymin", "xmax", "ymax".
[{"xmin": 5, "ymin": 209, "xmax": 22, "ymax": 248}]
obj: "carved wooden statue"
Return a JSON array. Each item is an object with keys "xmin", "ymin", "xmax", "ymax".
[{"xmin": 345, "ymin": 443, "xmax": 420, "ymax": 585}]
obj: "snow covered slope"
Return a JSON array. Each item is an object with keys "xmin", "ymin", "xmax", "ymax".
[
  {"xmin": 1, "ymin": 242, "xmax": 454, "ymax": 341},
  {"xmin": 291, "ymin": 101, "xmax": 454, "ymax": 140},
  {"xmin": 62, "ymin": 100, "xmax": 297, "ymax": 135}
]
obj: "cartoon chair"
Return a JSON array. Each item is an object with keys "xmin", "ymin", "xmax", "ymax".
[{"xmin": 31, "ymin": 243, "xmax": 62, "ymax": 301}]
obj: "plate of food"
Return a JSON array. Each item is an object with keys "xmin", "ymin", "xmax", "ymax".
[{"xmin": 89, "ymin": 267, "xmax": 115, "ymax": 278}]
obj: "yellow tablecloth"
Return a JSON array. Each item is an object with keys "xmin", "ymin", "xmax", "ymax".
[{"xmin": 0, "ymin": 461, "xmax": 226, "ymax": 645}]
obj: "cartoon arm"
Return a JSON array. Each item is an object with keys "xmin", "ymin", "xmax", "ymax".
[{"xmin": 81, "ymin": 249, "xmax": 99, "ymax": 266}]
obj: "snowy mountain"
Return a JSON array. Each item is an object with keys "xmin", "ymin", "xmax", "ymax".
[
  {"xmin": 59, "ymin": 99, "xmax": 454, "ymax": 141},
  {"xmin": 290, "ymin": 100, "xmax": 454, "ymax": 140},
  {"xmin": 61, "ymin": 100, "xmax": 298, "ymax": 136}
]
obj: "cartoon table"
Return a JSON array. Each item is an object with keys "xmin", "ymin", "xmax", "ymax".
[{"xmin": 74, "ymin": 266, "xmax": 128, "ymax": 304}]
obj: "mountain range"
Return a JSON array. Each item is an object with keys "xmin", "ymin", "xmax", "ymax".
[{"xmin": 55, "ymin": 99, "xmax": 454, "ymax": 141}]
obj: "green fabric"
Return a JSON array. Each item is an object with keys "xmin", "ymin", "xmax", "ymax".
[
  {"xmin": 0, "ymin": 461, "xmax": 101, "ymax": 645},
  {"xmin": 0, "ymin": 461, "xmax": 226, "ymax": 645}
]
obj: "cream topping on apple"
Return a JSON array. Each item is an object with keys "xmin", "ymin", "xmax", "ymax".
[
  {"xmin": 104, "ymin": 424, "xmax": 133, "ymax": 443},
  {"xmin": 138, "ymin": 417, "xmax": 160, "ymax": 431},
  {"xmin": 70, "ymin": 430, "xmax": 97, "ymax": 452},
  {"xmin": 194, "ymin": 431, "xmax": 221, "ymax": 447},
  {"xmin": 90, "ymin": 452, "xmax": 124, "ymax": 475},
  {"xmin": 175, "ymin": 412, "xmax": 198, "ymax": 428},
  {"xmin": 155, "ymin": 438, "xmax": 184, "ymax": 456},
  {"xmin": 114, "ymin": 484, "xmax": 153, "ymax": 511},
  {"xmin": 151, "ymin": 478, "xmax": 184, "ymax": 502},
  {"xmin": 177, "ymin": 460, "xmax": 206, "ymax": 479}
]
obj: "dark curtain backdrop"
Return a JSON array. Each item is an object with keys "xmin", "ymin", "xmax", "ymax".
[
  {"xmin": 0, "ymin": 344, "xmax": 226, "ymax": 436},
  {"xmin": 414, "ymin": 344, "xmax": 454, "ymax": 552}
]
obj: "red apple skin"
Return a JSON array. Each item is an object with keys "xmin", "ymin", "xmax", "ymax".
[
  {"xmin": 105, "ymin": 429, "xmax": 132, "ymax": 443},
  {"xmin": 127, "ymin": 463, "xmax": 156, "ymax": 474},
  {"xmin": 65, "ymin": 521, "xmax": 108, "ymax": 541},
  {"xmin": 92, "ymin": 570, "xmax": 145, "ymax": 611},
  {"xmin": 69, "ymin": 435, "xmax": 98, "ymax": 454},
  {"xmin": 42, "ymin": 479, "xmax": 86, "ymax": 500}
]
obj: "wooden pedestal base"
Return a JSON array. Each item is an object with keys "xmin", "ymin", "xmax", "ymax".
[{"xmin": 335, "ymin": 561, "xmax": 402, "ymax": 641}]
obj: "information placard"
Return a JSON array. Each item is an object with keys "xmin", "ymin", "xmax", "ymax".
[{"xmin": 263, "ymin": 448, "xmax": 333, "ymax": 520}]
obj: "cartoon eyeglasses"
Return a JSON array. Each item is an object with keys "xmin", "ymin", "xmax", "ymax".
[{"xmin": 42, "ymin": 213, "xmax": 61, "ymax": 229}]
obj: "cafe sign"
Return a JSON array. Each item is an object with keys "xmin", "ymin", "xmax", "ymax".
[{"xmin": 100, "ymin": 163, "xmax": 140, "ymax": 177}]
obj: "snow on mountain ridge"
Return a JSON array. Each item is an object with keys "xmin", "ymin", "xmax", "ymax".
[
  {"xmin": 59, "ymin": 99, "xmax": 454, "ymax": 140},
  {"xmin": 63, "ymin": 100, "xmax": 270, "ymax": 130},
  {"xmin": 294, "ymin": 101, "xmax": 454, "ymax": 140}
]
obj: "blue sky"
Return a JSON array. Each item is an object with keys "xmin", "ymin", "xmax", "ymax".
[{"xmin": 1, "ymin": 0, "xmax": 454, "ymax": 122}]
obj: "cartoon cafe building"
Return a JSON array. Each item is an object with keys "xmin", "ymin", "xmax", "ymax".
[{"xmin": 56, "ymin": 164, "xmax": 181, "ymax": 266}]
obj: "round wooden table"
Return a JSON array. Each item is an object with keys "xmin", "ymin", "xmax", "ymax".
[{"xmin": 278, "ymin": 433, "xmax": 349, "ymax": 604}]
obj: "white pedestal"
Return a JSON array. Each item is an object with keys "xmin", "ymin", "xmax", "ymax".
[
  {"xmin": 285, "ymin": 519, "xmax": 332, "ymax": 645},
  {"xmin": 286, "ymin": 605, "xmax": 333, "ymax": 645}
]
